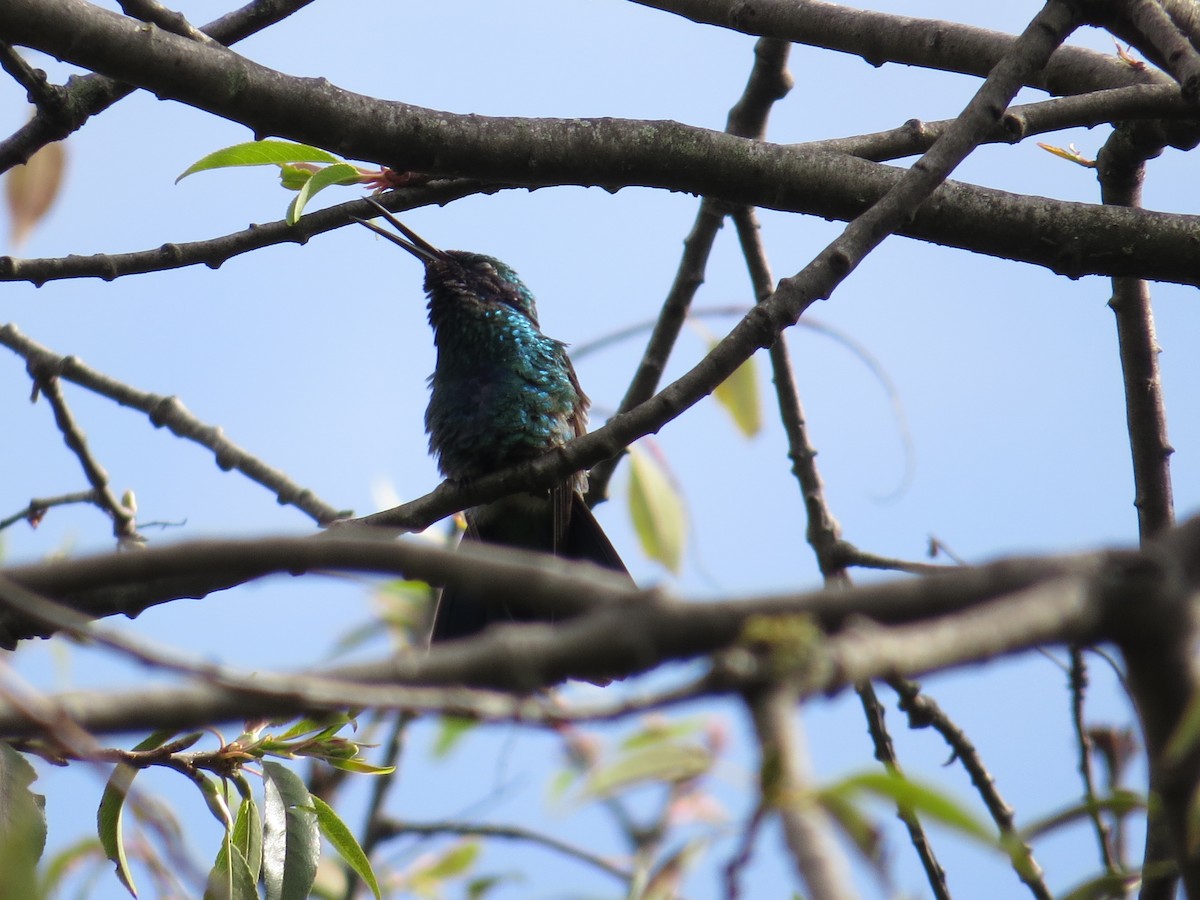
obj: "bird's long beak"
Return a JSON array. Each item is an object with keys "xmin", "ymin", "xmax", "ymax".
[{"xmin": 353, "ymin": 197, "xmax": 448, "ymax": 265}]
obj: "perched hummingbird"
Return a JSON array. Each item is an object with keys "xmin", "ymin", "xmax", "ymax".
[{"xmin": 357, "ymin": 200, "xmax": 629, "ymax": 643}]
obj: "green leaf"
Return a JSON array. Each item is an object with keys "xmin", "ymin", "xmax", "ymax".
[
  {"xmin": 295, "ymin": 738, "xmax": 358, "ymax": 763},
  {"xmin": 39, "ymin": 837, "xmax": 105, "ymax": 897},
  {"xmin": 97, "ymin": 737, "xmax": 161, "ymax": 900},
  {"xmin": 644, "ymin": 838, "xmax": 707, "ymax": 899},
  {"xmin": 418, "ymin": 841, "xmax": 479, "ymax": 881},
  {"xmin": 708, "ymin": 338, "xmax": 761, "ymax": 437},
  {"xmin": 819, "ymin": 791, "xmax": 884, "ymax": 873},
  {"xmin": 208, "ymin": 849, "xmax": 256, "ymax": 900},
  {"xmin": 583, "ymin": 744, "xmax": 711, "ymax": 799},
  {"xmin": 285, "ymin": 162, "xmax": 363, "ymax": 224},
  {"xmin": 278, "ymin": 164, "xmax": 314, "ymax": 191},
  {"xmin": 627, "ymin": 443, "xmax": 687, "ymax": 573},
  {"xmin": 433, "ymin": 716, "xmax": 478, "ymax": 759},
  {"xmin": 1059, "ymin": 871, "xmax": 1141, "ymax": 900},
  {"xmin": 546, "ymin": 767, "xmax": 580, "ymax": 802},
  {"xmin": 1019, "ymin": 790, "xmax": 1145, "ymax": 842},
  {"xmin": 0, "ymin": 743, "xmax": 46, "ymax": 898},
  {"xmin": 199, "ymin": 776, "xmax": 234, "ymax": 830},
  {"xmin": 466, "ymin": 873, "xmax": 522, "ymax": 898},
  {"xmin": 176, "ymin": 140, "xmax": 339, "ymax": 182},
  {"xmin": 276, "ymin": 714, "xmax": 353, "ymax": 743},
  {"xmin": 231, "ymin": 794, "xmax": 263, "ymax": 884},
  {"xmin": 620, "ymin": 718, "xmax": 702, "ymax": 752},
  {"xmin": 261, "ymin": 761, "xmax": 320, "ymax": 900},
  {"xmin": 1165, "ymin": 688, "xmax": 1200, "ymax": 766},
  {"xmin": 97, "ymin": 773, "xmax": 136, "ymax": 897},
  {"xmin": 322, "ymin": 757, "xmax": 396, "ymax": 775},
  {"xmin": 312, "ymin": 795, "xmax": 381, "ymax": 900},
  {"xmin": 825, "ymin": 771, "xmax": 994, "ymax": 844},
  {"xmin": 204, "ymin": 840, "xmax": 257, "ymax": 900}
]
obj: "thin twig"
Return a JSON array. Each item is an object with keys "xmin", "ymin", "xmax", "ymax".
[
  {"xmin": 722, "ymin": 803, "xmax": 766, "ymax": 900},
  {"xmin": 813, "ymin": 83, "xmax": 1194, "ymax": 162},
  {"xmin": 0, "ymin": 490, "xmax": 98, "ymax": 532},
  {"xmin": 731, "ymin": 207, "xmax": 844, "ymax": 578},
  {"xmin": 27, "ymin": 372, "xmax": 140, "ymax": 544},
  {"xmin": 1070, "ymin": 648, "xmax": 1119, "ymax": 875},
  {"xmin": 843, "ymin": 548, "xmax": 953, "ymax": 576},
  {"xmin": 373, "ymin": 818, "xmax": 631, "ymax": 882},
  {"xmin": 587, "ymin": 36, "xmax": 795, "ymax": 503},
  {"xmin": 0, "ymin": 41, "xmax": 66, "ymax": 114},
  {"xmin": 0, "ymin": 180, "xmax": 496, "ymax": 284},
  {"xmin": 0, "ymin": 323, "xmax": 349, "ymax": 526},
  {"xmin": 891, "ymin": 677, "xmax": 1051, "ymax": 900},
  {"xmin": 344, "ymin": 711, "xmax": 413, "ymax": 900},
  {"xmin": 734, "ymin": 185, "xmax": 950, "ymax": 898},
  {"xmin": 859, "ymin": 681, "xmax": 951, "ymax": 899},
  {"xmin": 583, "ymin": 198, "xmax": 722, "ymax": 503}
]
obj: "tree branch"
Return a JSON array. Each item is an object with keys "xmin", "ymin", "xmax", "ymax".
[
  {"xmin": 1108, "ymin": 518, "xmax": 1200, "ymax": 895},
  {"xmin": 0, "ymin": 533, "xmax": 636, "ymax": 648},
  {"xmin": 0, "ymin": 490, "xmax": 98, "ymax": 532},
  {"xmin": 0, "ymin": 180, "xmax": 497, "ymax": 284},
  {"xmin": 589, "ymin": 36, "xmax": 793, "ymax": 501},
  {"xmin": 0, "ymin": 323, "xmax": 350, "ymax": 526},
  {"xmin": 2, "ymin": 85, "xmax": 1195, "ymax": 287},
  {"xmin": 1082, "ymin": 0, "xmax": 1200, "ymax": 99},
  {"xmin": 28, "ymin": 371, "xmax": 140, "ymax": 544},
  {"xmin": 0, "ymin": 0, "xmax": 319, "ymax": 173},
  {"xmin": 746, "ymin": 682, "xmax": 856, "ymax": 899},
  {"xmin": 373, "ymin": 818, "xmax": 632, "ymax": 883},
  {"xmin": 891, "ymin": 677, "xmax": 1049, "ymax": 897},
  {"xmin": 2, "ymin": 1, "xmax": 1200, "ymax": 285},
  {"xmin": 0, "ymin": 525, "xmax": 1157, "ymax": 734},
  {"xmin": 0, "ymin": 41, "xmax": 66, "ymax": 114},
  {"xmin": 1093, "ymin": 106, "xmax": 1176, "ymax": 900},
  {"xmin": 631, "ymin": 0, "xmax": 1173, "ymax": 94}
]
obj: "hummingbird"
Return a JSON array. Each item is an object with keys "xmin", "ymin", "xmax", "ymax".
[{"xmin": 357, "ymin": 200, "xmax": 629, "ymax": 643}]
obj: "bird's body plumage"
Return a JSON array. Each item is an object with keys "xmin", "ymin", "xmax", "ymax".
[
  {"xmin": 356, "ymin": 208, "xmax": 629, "ymax": 644},
  {"xmin": 423, "ymin": 253, "xmax": 585, "ymax": 488}
]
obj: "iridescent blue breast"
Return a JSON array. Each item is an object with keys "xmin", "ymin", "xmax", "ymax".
[{"xmin": 424, "ymin": 286, "xmax": 585, "ymax": 482}]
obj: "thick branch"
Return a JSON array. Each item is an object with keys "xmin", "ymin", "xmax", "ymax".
[
  {"xmin": 1110, "ymin": 519, "xmax": 1200, "ymax": 896},
  {"xmin": 2, "ymin": 86, "xmax": 1197, "ymax": 287},
  {"xmin": 0, "ymin": 527, "xmax": 1155, "ymax": 725},
  {"xmin": 1080, "ymin": 0, "xmax": 1200, "ymax": 99},
  {"xmin": 0, "ymin": 533, "xmax": 636, "ymax": 649},
  {"xmin": 1, "ymin": 1, "xmax": 1199, "ymax": 285},
  {"xmin": 632, "ymin": 0, "xmax": 1172, "ymax": 94},
  {"xmin": 0, "ymin": 0, "xmax": 318, "ymax": 173}
]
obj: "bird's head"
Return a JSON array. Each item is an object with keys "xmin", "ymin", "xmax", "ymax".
[{"xmin": 355, "ymin": 199, "xmax": 540, "ymax": 326}]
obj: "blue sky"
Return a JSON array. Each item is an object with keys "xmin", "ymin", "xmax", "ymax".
[{"xmin": 3, "ymin": 1, "xmax": 1197, "ymax": 896}]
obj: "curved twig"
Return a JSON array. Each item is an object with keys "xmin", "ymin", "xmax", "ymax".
[{"xmin": 0, "ymin": 323, "xmax": 349, "ymax": 526}]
